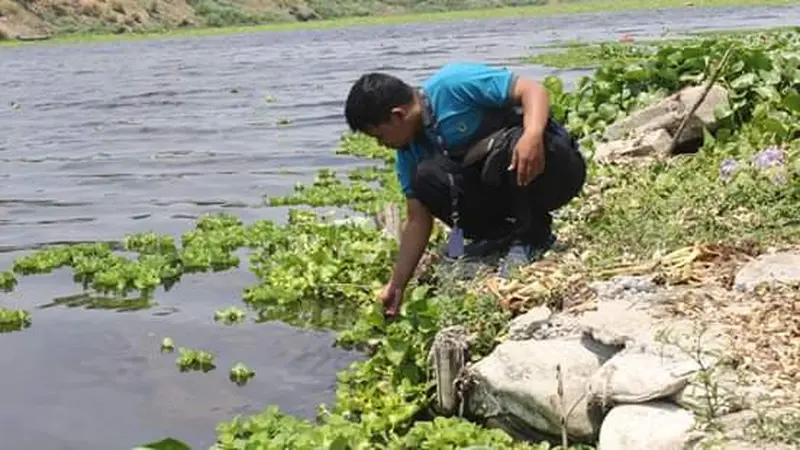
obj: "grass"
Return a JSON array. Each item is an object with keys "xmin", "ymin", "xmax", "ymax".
[
  {"xmin": 1, "ymin": 0, "xmax": 799, "ymax": 47},
  {"xmin": 524, "ymin": 25, "xmax": 800, "ymax": 69},
  {"xmin": 524, "ymin": 41, "xmax": 660, "ymax": 68}
]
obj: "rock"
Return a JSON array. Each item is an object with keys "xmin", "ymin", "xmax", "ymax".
[
  {"xmin": 576, "ymin": 296, "xmax": 659, "ymax": 347},
  {"xmin": 604, "ymin": 84, "xmax": 729, "ymax": 142},
  {"xmin": 465, "ymin": 337, "xmax": 615, "ymax": 442},
  {"xmin": 603, "ymin": 97, "xmax": 682, "ymax": 142},
  {"xmin": 733, "ymin": 251, "xmax": 800, "ymax": 292},
  {"xmin": 597, "ymin": 84, "xmax": 730, "ymax": 162},
  {"xmin": 680, "ymin": 84, "xmax": 729, "ymax": 129},
  {"xmin": 673, "ymin": 369, "xmax": 751, "ymax": 418},
  {"xmin": 597, "ymin": 402, "xmax": 703, "ymax": 450},
  {"xmin": 507, "ymin": 306, "xmax": 552, "ymax": 340},
  {"xmin": 575, "ymin": 284, "xmax": 730, "ymax": 364},
  {"xmin": 587, "ymin": 348, "xmax": 695, "ymax": 406},
  {"xmin": 594, "ymin": 128, "xmax": 673, "ymax": 162},
  {"xmin": 589, "ymin": 275, "xmax": 658, "ymax": 301}
]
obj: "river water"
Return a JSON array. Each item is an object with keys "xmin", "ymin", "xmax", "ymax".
[{"xmin": 1, "ymin": 4, "xmax": 799, "ymax": 449}]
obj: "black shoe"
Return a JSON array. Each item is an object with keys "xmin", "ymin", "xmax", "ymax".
[
  {"xmin": 463, "ymin": 236, "xmax": 513, "ymax": 258},
  {"xmin": 498, "ymin": 232, "xmax": 557, "ymax": 278}
]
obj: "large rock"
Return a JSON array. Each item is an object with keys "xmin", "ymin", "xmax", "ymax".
[
  {"xmin": 586, "ymin": 348, "xmax": 696, "ymax": 406},
  {"xmin": 596, "ymin": 84, "xmax": 730, "ymax": 162},
  {"xmin": 597, "ymin": 402, "xmax": 703, "ymax": 450},
  {"xmin": 733, "ymin": 251, "xmax": 800, "ymax": 292},
  {"xmin": 465, "ymin": 337, "xmax": 616, "ymax": 442},
  {"xmin": 604, "ymin": 84, "xmax": 730, "ymax": 142}
]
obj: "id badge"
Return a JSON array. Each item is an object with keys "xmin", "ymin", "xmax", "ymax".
[{"xmin": 446, "ymin": 226, "xmax": 464, "ymax": 259}]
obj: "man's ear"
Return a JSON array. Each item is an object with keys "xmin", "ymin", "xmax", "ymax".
[{"xmin": 389, "ymin": 106, "xmax": 408, "ymax": 121}]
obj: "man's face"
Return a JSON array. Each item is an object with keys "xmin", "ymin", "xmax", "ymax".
[{"xmin": 365, "ymin": 107, "xmax": 416, "ymax": 149}]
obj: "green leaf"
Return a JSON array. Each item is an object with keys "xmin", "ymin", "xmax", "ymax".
[
  {"xmin": 623, "ymin": 63, "xmax": 648, "ymax": 82},
  {"xmin": 744, "ymin": 49, "xmax": 773, "ymax": 72},
  {"xmin": 730, "ymin": 73, "xmax": 757, "ymax": 90},
  {"xmin": 758, "ymin": 69, "xmax": 781, "ymax": 85},
  {"xmin": 727, "ymin": 59, "xmax": 745, "ymax": 74},
  {"xmin": 550, "ymin": 103, "xmax": 567, "ymax": 123},
  {"xmin": 329, "ymin": 435, "xmax": 350, "ymax": 450},
  {"xmin": 760, "ymin": 114, "xmax": 789, "ymax": 137},
  {"xmin": 385, "ymin": 340, "xmax": 409, "ymax": 366},
  {"xmin": 713, "ymin": 102, "xmax": 733, "ymax": 120},
  {"xmin": 754, "ymin": 86, "xmax": 780, "ymax": 103},
  {"xmin": 598, "ymin": 103, "xmax": 618, "ymax": 122},
  {"xmin": 133, "ymin": 438, "xmax": 192, "ymax": 450},
  {"xmin": 782, "ymin": 90, "xmax": 800, "ymax": 113},
  {"xmin": 542, "ymin": 75, "xmax": 564, "ymax": 97}
]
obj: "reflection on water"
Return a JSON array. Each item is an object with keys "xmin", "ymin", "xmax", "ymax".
[
  {"xmin": 0, "ymin": 4, "xmax": 799, "ymax": 449},
  {"xmin": 38, "ymin": 292, "xmax": 156, "ymax": 312}
]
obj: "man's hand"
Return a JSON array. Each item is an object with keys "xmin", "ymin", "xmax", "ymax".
[
  {"xmin": 379, "ymin": 198, "xmax": 432, "ymax": 318},
  {"xmin": 509, "ymin": 77, "xmax": 550, "ymax": 186},
  {"xmin": 509, "ymin": 131, "xmax": 545, "ymax": 186},
  {"xmin": 379, "ymin": 283, "xmax": 404, "ymax": 318}
]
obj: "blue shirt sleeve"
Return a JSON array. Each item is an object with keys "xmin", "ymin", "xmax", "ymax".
[{"xmin": 443, "ymin": 63, "xmax": 517, "ymax": 108}]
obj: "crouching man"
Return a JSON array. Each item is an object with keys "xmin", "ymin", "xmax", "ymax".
[{"xmin": 344, "ymin": 62, "xmax": 586, "ymax": 317}]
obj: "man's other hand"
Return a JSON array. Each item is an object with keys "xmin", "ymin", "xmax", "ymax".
[
  {"xmin": 379, "ymin": 283, "xmax": 404, "ymax": 318},
  {"xmin": 510, "ymin": 131, "xmax": 545, "ymax": 186}
]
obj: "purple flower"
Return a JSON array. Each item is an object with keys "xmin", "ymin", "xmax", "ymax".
[
  {"xmin": 752, "ymin": 146, "xmax": 786, "ymax": 171},
  {"xmin": 719, "ymin": 158, "xmax": 739, "ymax": 181}
]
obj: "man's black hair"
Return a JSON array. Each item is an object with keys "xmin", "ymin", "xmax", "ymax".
[{"xmin": 344, "ymin": 72, "xmax": 415, "ymax": 132}]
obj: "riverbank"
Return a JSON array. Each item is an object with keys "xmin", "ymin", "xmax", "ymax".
[
  {"xmin": 522, "ymin": 24, "xmax": 800, "ymax": 68},
  {"xmin": 1, "ymin": 0, "xmax": 799, "ymax": 46}
]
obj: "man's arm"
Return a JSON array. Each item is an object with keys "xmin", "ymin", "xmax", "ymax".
[
  {"xmin": 387, "ymin": 197, "xmax": 433, "ymax": 294},
  {"xmin": 509, "ymin": 77, "xmax": 551, "ymax": 184},
  {"xmin": 445, "ymin": 63, "xmax": 550, "ymax": 139},
  {"xmin": 511, "ymin": 77, "xmax": 550, "ymax": 140}
]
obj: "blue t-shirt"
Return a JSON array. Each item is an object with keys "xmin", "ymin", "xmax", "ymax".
[{"xmin": 396, "ymin": 62, "xmax": 517, "ymax": 198}]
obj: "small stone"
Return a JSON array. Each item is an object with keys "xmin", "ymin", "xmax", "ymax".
[
  {"xmin": 598, "ymin": 402, "xmax": 703, "ymax": 450},
  {"xmin": 590, "ymin": 275, "xmax": 657, "ymax": 301},
  {"xmin": 507, "ymin": 306, "xmax": 551, "ymax": 340},
  {"xmin": 733, "ymin": 252, "xmax": 800, "ymax": 292},
  {"xmin": 593, "ymin": 129, "xmax": 673, "ymax": 162}
]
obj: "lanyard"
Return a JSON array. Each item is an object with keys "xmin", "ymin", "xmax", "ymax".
[
  {"xmin": 418, "ymin": 89, "xmax": 448, "ymax": 157},
  {"xmin": 418, "ymin": 89, "xmax": 463, "ymax": 258}
]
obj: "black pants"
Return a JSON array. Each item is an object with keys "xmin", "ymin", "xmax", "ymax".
[{"xmin": 410, "ymin": 121, "xmax": 586, "ymax": 243}]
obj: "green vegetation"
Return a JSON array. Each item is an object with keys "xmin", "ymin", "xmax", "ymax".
[
  {"xmin": 176, "ymin": 347, "xmax": 217, "ymax": 372},
  {"xmin": 2, "ymin": 25, "xmax": 799, "ymax": 450},
  {"xmin": 2, "ymin": 0, "xmax": 800, "ymax": 47},
  {"xmin": 0, "ymin": 308, "xmax": 31, "ymax": 333},
  {"xmin": 746, "ymin": 410, "xmax": 800, "ymax": 446},
  {"xmin": 229, "ymin": 362, "xmax": 255, "ymax": 386},
  {"xmin": 214, "ymin": 306, "xmax": 246, "ymax": 325},
  {"xmin": 161, "ymin": 337, "xmax": 176, "ymax": 353},
  {"xmin": 525, "ymin": 41, "xmax": 663, "ymax": 69},
  {"xmin": 538, "ymin": 28, "xmax": 800, "ymax": 267},
  {"xmin": 523, "ymin": 25, "xmax": 800, "ymax": 69}
]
